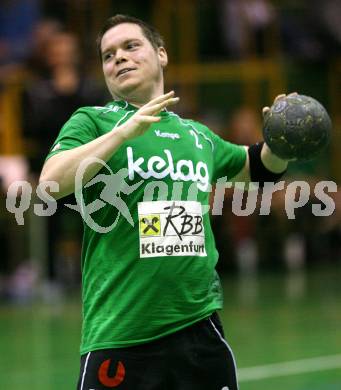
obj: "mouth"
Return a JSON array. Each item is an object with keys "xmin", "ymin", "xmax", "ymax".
[{"xmin": 116, "ymin": 68, "xmax": 136, "ymax": 77}]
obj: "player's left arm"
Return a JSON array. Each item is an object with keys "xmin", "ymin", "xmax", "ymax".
[{"xmin": 230, "ymin": 142, "xmax": 288, "ymax": 184}]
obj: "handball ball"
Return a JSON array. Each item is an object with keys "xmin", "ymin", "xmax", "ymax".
[{"xmin": 263, "ymin": 94, "xmax": 332, "ymax": 160}]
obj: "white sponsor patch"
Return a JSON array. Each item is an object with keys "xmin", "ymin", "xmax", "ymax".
[{"xmin": 138, "ymin": 200, "xmax": 206, "ymax": 258}]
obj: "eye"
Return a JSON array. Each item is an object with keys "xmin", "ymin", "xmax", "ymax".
[
  {"xmin": 103, "ymin": 52, "xmax": 114, "ymax": 62},
  {"xmin": 126, "ymin": 42, "xmax": 139, "ymax": 50}
]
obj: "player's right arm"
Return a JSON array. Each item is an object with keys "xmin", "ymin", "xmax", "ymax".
[{"xmin": 39, "ymin": 91, "xmax": 179, "ymax": 199}]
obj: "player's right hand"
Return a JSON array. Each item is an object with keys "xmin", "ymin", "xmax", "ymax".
[{"xmin": 116, "ymin": 91, "xmax": 179, "ymax": 141}]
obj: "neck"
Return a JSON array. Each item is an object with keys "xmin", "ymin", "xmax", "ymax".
[{"xmin": 113, "ymin": 77, "xmax": 164, "ymax": 107}]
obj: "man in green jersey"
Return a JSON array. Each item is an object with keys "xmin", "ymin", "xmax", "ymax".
[{"xmin": 40, "ymin": 14, "xmax": 289, "ymax": 390}]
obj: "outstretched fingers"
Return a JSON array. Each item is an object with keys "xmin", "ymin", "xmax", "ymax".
[
  {"xmin": 135, "ymin": 115, "xmax": 162, "ymax": 123},
  {"xmin": 126, "ymin": 92, "xmax": 180, "ymax": 136},
  {"xmin": 274, "ymin": 92, "xmax": 298, "ymax": 103},
  {"xmin": 143, "ymin": 91, "xmax": 175, "ymax": 108},
  {"xmin": 263, "ymin": 91, "xmax": 299, "ymax": 118},
  {"xmin": 274, "ymin": 93, "xmax": 286, "ymax": 102},
  {"xmin": 140, "ymin": 96, "xmax": 179, "ymax": 116}
]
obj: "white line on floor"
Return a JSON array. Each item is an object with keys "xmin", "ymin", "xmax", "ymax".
[{"xmin": 238, "ymin": 353, "xmax": 341, "ymax": 382}]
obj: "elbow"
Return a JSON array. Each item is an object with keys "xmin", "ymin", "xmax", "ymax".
[
  {"xmin": 38, "ymin": 174, "xmax": 61, "ymax": 200},
  {"xmin": 38, "ymin": 153, "xmax": 74, "ymax": 199},
  {"xmin": 38, "ymin": 172, "xmax": 48, "ymax": 185},
  {"xmin": 39, "ymin": 157, "xmax": 60, "ymax": 186},
  {"xmin": 39, "ymin": 168, "xmax": 55, "ymax": 186},
  {"xmin": 38, "ymin": 166, "xmax": 64, "ymax": 200}
]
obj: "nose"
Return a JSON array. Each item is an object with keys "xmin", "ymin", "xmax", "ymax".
[{"xmin": 115, "ymin": 48, "xmax": 127, "ymax": 65}]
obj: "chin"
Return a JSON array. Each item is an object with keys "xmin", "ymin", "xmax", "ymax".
[{"xmin": 115, "ymin": 81, "xmax": 144, "ymax": 98}]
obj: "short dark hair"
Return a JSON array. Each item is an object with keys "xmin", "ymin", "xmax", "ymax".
[{"xmin": 96, "ymin": 14, "xmax": 165, "ymax": 61}]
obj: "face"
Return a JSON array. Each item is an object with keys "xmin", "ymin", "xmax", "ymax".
[{"xmin": 100, "ymin": 23, "xmax": 168, "ymax": 102}]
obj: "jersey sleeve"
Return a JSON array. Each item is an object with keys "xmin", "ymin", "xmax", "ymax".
[
  {"xmin": 210, "ymin": 130, "xmax": 247, "ymax": 182},
  {"xmin": 45, "ymin": 109, "xmax": 99, "ymax": 160}
]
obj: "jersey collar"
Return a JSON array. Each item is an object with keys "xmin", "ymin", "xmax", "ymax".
[{"xmin": 113, "ymin": 100, "xmax": 171, "ymax": 117}]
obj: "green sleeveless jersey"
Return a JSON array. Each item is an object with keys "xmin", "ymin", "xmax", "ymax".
[{"xmin": 47, "ymin": 100, "xmax": 246, "ymax": 354}]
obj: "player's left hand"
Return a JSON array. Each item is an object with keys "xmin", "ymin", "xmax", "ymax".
[
  {"xmin": 262, "ymin": 92, "xmax": 298, "ymax": 118},
  {"xmin": 262, "ymin": 92, "xmax": 300, "ymax": 162}
]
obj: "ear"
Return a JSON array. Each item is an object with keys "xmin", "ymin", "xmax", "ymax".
[{"xmin": 158, "ymin": 47, "xmax": 168, "ymax": 68}]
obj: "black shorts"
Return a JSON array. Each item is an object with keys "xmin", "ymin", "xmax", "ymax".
[{"xmin": 77, "ymin": 312, "xmax": 238, "ymax": 390}]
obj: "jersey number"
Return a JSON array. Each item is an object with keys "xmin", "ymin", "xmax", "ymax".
[{"xmin": 189, "ymin": 130, "xmax": 203, "ymax": 149}]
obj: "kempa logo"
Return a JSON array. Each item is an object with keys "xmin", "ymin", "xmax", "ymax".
[
  {"xmin": 127, "ymin": 146, "xmax": 209, "ymax": 191},
  {"xmin": 154, "ymin": 129, "xmax": 180, "ymax": 140}
]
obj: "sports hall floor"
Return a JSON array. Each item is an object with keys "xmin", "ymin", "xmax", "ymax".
[{"xmin": 1, "ymin": 263, "xmax": 341, "ymax": 389}]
